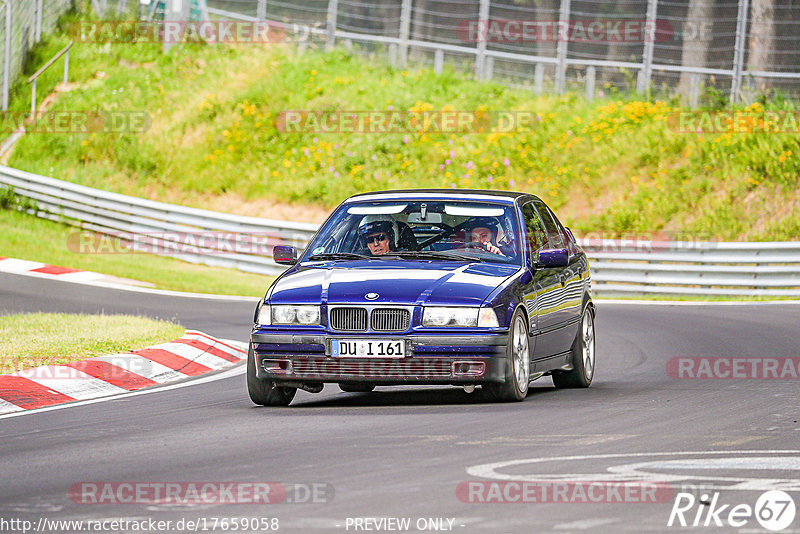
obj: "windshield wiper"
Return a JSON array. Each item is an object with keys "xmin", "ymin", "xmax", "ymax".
[
  {"xmin": 307, "ymin": 252, "xmax": 370, "ymax": 261},
  {"xmin": 390, "ymin": 251, "xmax": 483, "ymax": 262}
]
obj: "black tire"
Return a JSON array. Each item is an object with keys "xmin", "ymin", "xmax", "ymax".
[
  {"xmin": 338, "ymin": 383, "xmax": 376, "ymax": 393},
  {"xmin": 482, "ymin": 308, "xmax": 530, "ymax": 402},
  {"xmin": 247, "ymin": 343, "xmax": 297, "ymax": 406},
  {"xmin": 552, "ymin": 305, "xmax": 595, "ymax": 389}
]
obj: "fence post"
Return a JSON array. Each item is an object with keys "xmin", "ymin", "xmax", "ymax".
[
  {"xmin": 434, "ymin": 49, "xmax": 444, "ymax": 74},
  {"xmin": 585, "ymin": 65, "xmax": 595, "ymax": 100},
  {"xmin": 2, "ymin": 1, "xmax": 10, "ymax": 111},
  {"xmin": 689, "ymin": 73, "xmax": 700, "ymax": 108},
  {"xmin": 730, "ymin": 0, "xmax": 749, "ymax": 103},
  {"xmin": 398, "ymin": 0, "xmax": 411, "ymax": 67},
  {"xmin": 35, "ymin": 0, "xmax": 43, "ymax": 42},
  {"xmin": 64, "ymin": 48, "xmax": 69, "ymax": 85},
  {"xmin": 555, "ymin": 0, "xmax": 570, "ymax": 93},
  {"xmin": 534, "ymin": 63, "xmax": 543, "ymax": 94},
  {"xmin": 118, "ymin": 0, "xmax": 128, "ymax": 16},
  {"xmin": 257, "ymin": 0, "xmax": 266, "ymax": 20},
  {"xmin": 326, "ymin": 0, "xmax": 338, "ymax": 49},
  {"xmin": 637, "ymin": 0, "xmax": 657, "ymax": 93},
  {"xmin": 474, "ymin": 0, "xmax": 490, "ymax": 79}
]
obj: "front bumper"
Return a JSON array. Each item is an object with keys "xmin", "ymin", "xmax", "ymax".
[{"xmin": 251, "ymin": 332, "xmax": 509, "ymax": 385}]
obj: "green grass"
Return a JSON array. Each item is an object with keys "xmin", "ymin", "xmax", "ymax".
[
  {"xmin": 0, "ymin": 208, "xmax": 272, "ymax": 296},
  {"xmin": 6, "ymin": 19, "xmax": 799, "ymax": 242},
  {"xmin": 0, "ymin": 312, "xmax": 185, "ymax": 374}
]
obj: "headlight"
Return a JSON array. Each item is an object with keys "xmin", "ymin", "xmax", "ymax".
[
  {"xmin": 477, "ymin": 307, "xmax": 500, "ymax": 328},
  {"xmin": 257, "ymin": 304, "xmax": 271, "ymax": 325},
  {"xmin": 423, "ymin": 307, "xmax": 479, "ymax": 327},
  {"xmin": 271, "ymin": 305, "xmax": 320, "ymax": 325},
  {"xmin": 422, "ymin": 307, "xmax": 500, "ymax": 327}
]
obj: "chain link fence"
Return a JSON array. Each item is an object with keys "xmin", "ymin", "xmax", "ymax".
[
  {"xmin": 203, "ymin": 0, "xmax": 800, "ymax": 103},
  {"xmin": 0, "ymin": 0, "xmax": 72, "ymax": 110}
]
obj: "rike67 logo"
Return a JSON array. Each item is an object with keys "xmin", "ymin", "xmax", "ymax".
[{"xmin": 668, "ymin": 490, "xmax": 796, "ymax": 531}]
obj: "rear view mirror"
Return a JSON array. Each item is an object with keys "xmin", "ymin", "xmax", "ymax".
[
  {"xmin": 273, "ymin": 245, "xmax": 297, "ymax": 265},
  {"xmin": 538, "ymin": 248, "xmax": 569, "ymax": 267}
]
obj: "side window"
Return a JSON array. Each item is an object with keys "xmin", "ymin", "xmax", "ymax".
[
  {"xmin": 551, "ymin": 211, "xmax": 577, "ymax": 255},
  {"xmin": 533, "ymin": 200, "xmax": 564, "ymax": 250},
  {"xmin": 521, "ymin": 203, "xmax": 548, "ymax": 262}
]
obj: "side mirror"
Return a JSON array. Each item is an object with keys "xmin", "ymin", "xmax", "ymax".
[
  {"xmin": 273, "ymin": 245, "xmax": 297, "ymax": 265},
  {"xmin": 538, "ymin": 248, "xmax": 569, "ymax": 268}
]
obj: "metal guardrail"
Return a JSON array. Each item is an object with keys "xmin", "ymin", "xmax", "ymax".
[
  {"xmin": 2, "ymin": 166, "xmax": 799, "ymax": 295},
  {"xmin": 0, "ymin": 165, "xmax": 318, "ymax": 275}
]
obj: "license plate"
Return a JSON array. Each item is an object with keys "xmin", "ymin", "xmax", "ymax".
[{"xmin": 331, "ymin": 339, "xmax": 405, "ymax": 358}]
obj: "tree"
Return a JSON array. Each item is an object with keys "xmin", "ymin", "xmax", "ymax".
[{"xmin": 747, "ymin": 0, "xmax": 775, "ymax": 91}]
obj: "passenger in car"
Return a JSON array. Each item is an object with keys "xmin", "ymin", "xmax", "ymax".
[{"xmin": 464, "ymin": 217, "xmax": 507, "ymax": 256}]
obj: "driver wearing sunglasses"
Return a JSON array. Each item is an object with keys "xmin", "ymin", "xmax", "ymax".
[{"xmin": 358, "ymin": 216, "xmax": 398, "ymax": 256}]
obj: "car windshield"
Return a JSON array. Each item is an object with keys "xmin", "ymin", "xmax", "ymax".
[{"xmin": 301, "ymin": 199, "xmax": 522, "ymax": 264}]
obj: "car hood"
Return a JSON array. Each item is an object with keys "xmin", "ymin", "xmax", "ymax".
[{"xmin": 269, "ymin": 260, "xmax": 519, "ymax": 306}]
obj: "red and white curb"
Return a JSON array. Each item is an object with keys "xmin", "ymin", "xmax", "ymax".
[
  {"xmin": 0, "ymin": 330, "xmax": 246, "ymax": 414},
  {"xmin": 0, "ymin": 257, "xmax": 151, "ymax": 286}
]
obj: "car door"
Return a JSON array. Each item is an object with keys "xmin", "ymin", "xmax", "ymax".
[
  {"xmin": 519, "ymin": 202, "xmax": 562, "ymax": 360},
  {"xmin": 542, "ymin": 202, "xmax": 585, "ymax": 343},
  {"xmin": 530, "ymin": 200, "xmax": 575, "ymax": 357}
]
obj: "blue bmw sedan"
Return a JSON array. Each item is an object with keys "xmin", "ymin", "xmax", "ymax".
[{"xmin": 248, "ymin": 190, "xmax": 595, "ymax": 405}]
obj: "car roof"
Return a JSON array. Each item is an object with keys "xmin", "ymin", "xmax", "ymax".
[{"xmin": 346, "ymin": 189, "xmax": 540, "ymax": 204}]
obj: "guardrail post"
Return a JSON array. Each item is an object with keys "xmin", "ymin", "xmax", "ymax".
[
  {"xmin": 2, "ymin": 1, "xmax": 10, "ymax": 111},
  {"xmin": 398, "ymin": 0, "xmax": 412, "ymax": 67},
  {"xmin": 474, "ymin": 0, "xmax": 490, "ymax": 79},
  {"xmin": 326, "ymin": 0, "xmax": 339, "ymax": 50},
  {"xmin": 730, "ymin": 0, "xmax": 749, "ymax": 103},
  {"xmin": 585, "ymin": 65, "xmax": 595, "ymax": 100},
  {"xmin": 257, "ymin": 0, "xmax": 266, "ymax": 20},
  {"xmin": 637, "ymin": 0, "xmax": 657, "ymax": 93},
  {"xmin": 555, "ymin": 0, "xmax": 571, "ymax": 93}
]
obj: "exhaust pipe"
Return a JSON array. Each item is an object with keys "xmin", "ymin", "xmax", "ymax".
[{"xmin": 281, "ymin": 381, "xmax": 324, "ymax": 393}]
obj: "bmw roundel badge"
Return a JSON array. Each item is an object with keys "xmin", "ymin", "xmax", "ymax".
[{"xmin": 365, "ymin": 292, "xmax": 379, "ymax": 300}]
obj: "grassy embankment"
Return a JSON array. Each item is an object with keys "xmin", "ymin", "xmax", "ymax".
[
  {"xmin": 0, "ymin": 312, "xmax": 184, "ymax": 374},
  {"xmin": 2, "ymin": 10, "xmax": 798, "ymax": 297}
]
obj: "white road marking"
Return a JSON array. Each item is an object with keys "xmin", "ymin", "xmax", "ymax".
[
  {"xmin": 466, "ymin": 450, "xmax": 800, "ymax": 492},
  {"xmin": 554, "ymin": 518, "xmax": 619, "ymax": 530}
]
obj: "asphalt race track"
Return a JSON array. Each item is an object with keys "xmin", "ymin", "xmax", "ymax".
[{"xmin": 2, "ymin": 271, "xmax": 799, "ymax": 533}]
